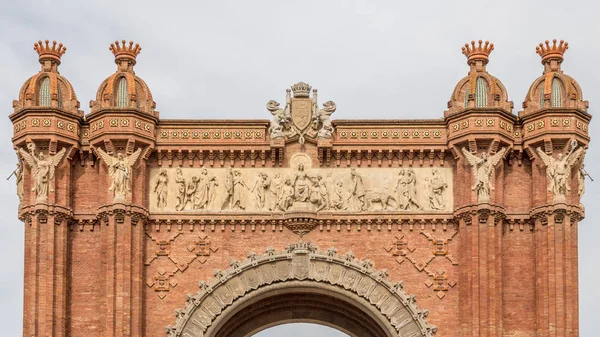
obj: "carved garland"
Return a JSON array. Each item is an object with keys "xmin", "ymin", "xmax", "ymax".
[{"xmin": 167, "ymin": 242, "xmax": 437, "ymax": 337}]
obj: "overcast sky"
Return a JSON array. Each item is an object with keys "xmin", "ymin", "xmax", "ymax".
[{"xmin": 0, "ymin": 1, "xmax": 598, "ymax": 336}]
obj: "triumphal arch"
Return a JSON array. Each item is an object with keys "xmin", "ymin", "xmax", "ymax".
[{"xmin": 10, "ymin": 38, "xmax": 590, "ymax": 337}]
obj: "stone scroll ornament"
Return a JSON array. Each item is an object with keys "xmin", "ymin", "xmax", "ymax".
[
  {"xmin": 166, "ymin": 242, "xmax": 437, "ymax": 337},
  {"xmin": 536, "ymin": 140, "xmax": 585, "ymax": 204},
  {"xmin": 18, "ymin": 143, "xmax": 66, "ymax": 203},
  {"xmin": 461, "ymin": 147, "xmax": 507, "ymax": 203},
  {"xmin": 94, "ymin": 147, "xmax": 142, "ymax": 202}
]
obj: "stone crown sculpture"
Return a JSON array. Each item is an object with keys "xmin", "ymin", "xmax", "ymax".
[
  {"xmin": 536, "ymin": 39, "xmax": 568, "ymax": 64},
  {"xmin": 461, "ymin": 40, "xmax": 494, "ymax": 65},
  {"xmin": 34, "ymin": 40, "xmax": 67, "ymax": 65}
]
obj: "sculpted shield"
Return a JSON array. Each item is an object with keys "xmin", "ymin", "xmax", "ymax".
[{"xmin": 291, "ymin": 99, "xmax": 312, "ymax": 132}]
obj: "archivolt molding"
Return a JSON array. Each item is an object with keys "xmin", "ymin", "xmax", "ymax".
[{"xmin": 167, "ymin": 242, "xmax": 437, "ymax": 337}]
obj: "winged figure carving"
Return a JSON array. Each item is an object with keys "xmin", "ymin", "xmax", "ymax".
[
  {"xmin": 535, "ymin": 141, "xmax": 584, "ymax": 203},
  {"xmin": 461, "ymin": 147, "xmax": 507, "ymax": 203},
  {"xmin": 94, "ymin": 147, "xmax": 142, "ymax": 201},
  {"xmin": 19, "ymin": 145, "xmax": 66, "ymax": 202}
]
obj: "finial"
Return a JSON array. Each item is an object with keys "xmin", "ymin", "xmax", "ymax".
[
  {"xmin": 536, "ymin": 39, "xmax": 568, "ymax": 65},
  {"xmin": 34, "ymin": 40, "xmax": 66, "ymax": 66},
  {"xmin": 461, "ymin": 40, "xmax": 494, "ymax": 66},
  {"xmin": 109, "ymin": 40, "xmax": 142, "ymax": 66}
]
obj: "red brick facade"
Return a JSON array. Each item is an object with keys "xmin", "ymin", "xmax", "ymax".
[{"xmin": 10, "ymin": 39, "xmax": 590, "ymax": 336}]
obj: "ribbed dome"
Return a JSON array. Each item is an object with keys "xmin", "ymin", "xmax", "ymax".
[
  {"xmin": 89, "ymin": 40, "xmax": 155, "ymax": 114},
  {"xmin": 446, "ymin": 40, "xmax": 512, "ymax": 116},
  {"xmin": 13, "ymin": 40, "xmax": 80, "ymax": 115},
  {"xmin": 521, "ymin": 39, "xmax": 587, "ymax": 115}
]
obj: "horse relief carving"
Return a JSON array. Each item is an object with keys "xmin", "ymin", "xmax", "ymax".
[{"xmin": 148, "ymin": 166, "xmax": 453, "ymax": 213}]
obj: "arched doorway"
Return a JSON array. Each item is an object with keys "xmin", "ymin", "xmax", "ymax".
[
  {"xmin": 254, "ymin": 323, "xmax": 349, "ymax": 337},
  {"xmin": 166, "ymin": 242, "xmax": 437, "ymax": 337}
]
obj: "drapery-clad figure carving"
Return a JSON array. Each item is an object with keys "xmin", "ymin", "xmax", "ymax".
[
  {"xmin": 536, "ymin": 141, "xmax": 584, "ymax": 203},
  {"xmin": 277, "ymin": 179, "xmax": 294, "ymax": 211},
  {"xmin": 15, "ymin": 152, "xmax": 24, "ymax": 202},
  {"xmin": 19, "ymin": 143, "xmax": 66, "ymax": 203},
  {"xmin": 461, "ymin": 147, "xmax": 507, "ymax": 203},
  {"xmin": 251, "ymin": 172, "xmax": 271, "ymax": 210},
  {"xmin": 427, "ymin": 168, "xmax": 447, "ymax": 210},
  {"xmin": 221, "ymin": 168, "xmax": 234, "ymax": 210},
  {"xmin": 193, "ymin": 168, "xmax": 210, "ymax": 210},
  {"xmin": 293, "ymin": 164, "xmax": 310, "ymax": 202},
  {"xmin": 175, "ymin": 168, "xmax": 186, "ymax": 211},
  {"xmin": 207, "ymin": 173, "xmax": 219, "ymax": 209},
  {"xmin": 231, "ymin": 170, "xmax": 248, "ymax": 210},
  {"xmin": 95, "ymin": 147, "xmax": 142, "ymax": 202},
  {"xmin": 395, "ymin": 169, "xmax": 422, "ymax": 210},
  {"xmin": 348, "ymin": 168, "xmax": 366, "ymax": 211},
  {"xmin": 154, "ymin": 168, "xmax": 169, "ymax": 210}
]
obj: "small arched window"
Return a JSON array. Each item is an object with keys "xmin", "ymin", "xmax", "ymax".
[
  {"xmin": 39, "ymin": 77, "xmax": 51, "ymax": 106},
  {"xmin": 475, "ymin": 77, "xmax": 488, "ymax": 107},
  {"xmin": 57, "ymin": 85, "xmax": 63, "ymax": 109},
  {"xmin": 551, "ymin": 78, "xmax": 563, "ymax": 107},
  {"xmin": 117, "ymin": 77, "xmax": 128, "ymax": 107}
]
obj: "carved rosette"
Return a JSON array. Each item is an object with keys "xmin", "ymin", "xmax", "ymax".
[{"xmin": 167, "ymin": 242, "xmax": 437, "ymax": 337}]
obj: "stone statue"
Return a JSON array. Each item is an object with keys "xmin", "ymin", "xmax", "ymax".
[
  {"xmin": 293, "ymin": 164, "xmax": 311, "ymax": 202},
  {"xmin": 461, "ymin": 147, "xmax": 507, "ymax": 203},
  {"xmin": 154, "ymin": 168, "xmax": 169, "ymax": 210},
  {"xmin": 266, "ymin": 98, "xmax": 290, "ymax": 139},
  {"xmin": 536, "ymin": 141, "xmax": 584, "ymax": 203},
  {"xmin": 348, "ymin": 168, "xmax": 366, "ymax": 211},
  {"xmin": 183, "ymin": 176, "xmax": 198, "ymax": 210},
  {"xmin": 313, "ymin": 101, "xmax": 336, "ymax": 138},
  {"xmin": 207, "ymin": 173, "xmax": 219, "ymax": 209},
  {"xmin": 270, "ymin": 173, "xmax": 283, "ymax": 210},
  {"xmin": 174, "ymin": 168, "xmax": 186, "ymax": 211},
  {"xmin": 251, "ymin": 172, "xmax": 271, "ymax": 210},
  {"xmin": 277, "ymin": 178, "xmax": 294, "ymax": 211},
  {"xmin": 95, "ymin": 147, "xmax": 142, "ymax": 202},
  {"xmin": 19, "ymin": 143, "xmax": 66, "ymax": 203},
  {"xmin": 231, "ymin": 170, "xmax": 248, "ymax": 210},
  {"xmin": 427, "ymin": 168, "xmax": 447, "ymax": 210},
  {"xmin": 193, "ymin": 168, "xmax": 210, "ymax": 210},
  {"xmin": 221, "ymin": 168, "xmax": 234, "ymax": 210},
  {"xmin": 15, "ymin": 152, "xmax": 24, "ymax": 202},
  {"xmin": 330, "ymin": 180, "xmax": 346, "ymax": 210},
  {"xmin": 395, "ymin": 169, "xmax": 422, "ymax": 210}
]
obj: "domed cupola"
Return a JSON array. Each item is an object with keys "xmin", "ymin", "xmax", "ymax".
[
  {"xmin": 446, "ymin": 40, "xmax": 512, "ymax": 116},
  {"xmin": 13, "ymin": 40, "xmax": 81, "ymax": 115},
  {"xmin": 90, "ymin": 40, "xmax": 156, "ymax": 115},
  {"xmin": 521, "ymin": 39, "xmax": 588, "ymax": 115}
]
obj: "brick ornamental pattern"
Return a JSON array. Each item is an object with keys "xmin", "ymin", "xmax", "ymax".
[{"xmin": 10, "ymin": 39, "xmax": 590, "ymax": 336}]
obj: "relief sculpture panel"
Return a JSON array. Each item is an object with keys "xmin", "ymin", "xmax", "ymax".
[{"xmin": 148, "ymin": 165, "xmax": 453, "ymax": 213}]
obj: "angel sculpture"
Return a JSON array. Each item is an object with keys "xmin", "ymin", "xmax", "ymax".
[
  {"xmin": 94, "ymin": 147, "xmax": 142, "ymax": 202},
  {"xmin": 461, "ymin": 147, "xmax": 507, "ymax": 203},
  {"xmin": 19, "ymin": 143, "xmax": 66, "ymax": 203},
  {"xmin": 536, "ymin": 140, "xmax": 585, "ymax": 203}
]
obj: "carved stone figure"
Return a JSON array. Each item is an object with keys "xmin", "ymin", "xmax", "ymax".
[
  {"xmin": 221, "ymin": 168, "xmax": 234, "ymax": 210},
  {"xmin": 330, "ymin": 180, "xmax": 347, "ymax": 210},
  {"xmin": 19, "ymin": 143, "xmax": 66, "ymax": 203},
  {"xmin": 461, "ymin": 147, "xmax": 507, "ymax": 203},
  {"xmin": 231, "ymin": 170, "xmax": 248, "ymax": 210},
  {"xmin": 174, "ymin": 168, "xmax": 186, "ymax": 211},
  {"xmin": 277, "ymin": 179, "xmax": 294, "ymax": 211},
  {"xmin": 316, "ymin": 175, "xmax": 329, "ymax": 211},
  {"xmin": 270, "ymin": 173, "xmax": 283, "ymax": 210},
  {"xmin": 183, "ymin": 176, "xmax": 198, "ymax": 210},
  {"xmin": 154, "ymin": 168, "xmax": 169, "ymax": 210},
  {"xmin": 394, "ymin": 169, "xmax": 421, "ymax": 210},
  {"xmin": 15, "ymin": 153, "xmax": 24, "ymax": 202},
  {"xmin": 536, "ymin": 141, "xmax": 584, "ymax": 203},
  {"xmin": 348, "ymin": 168, "xmax": 366, "ymax": 211},
  {"xmin": 251, "ymin": 172, "xmax": 271, "ymax": 210},
  {"xmin": 207, "ymin": 173, "xmax": 219, "ymax": 209},
  {"xmin": 293, "ymin": 164, "xmax": 310, "ymax": 202},
  {"xmin": 95, "ymin": 147, "xmax": 142, "ymax": 202},
  {"xmin": 193, "ymin": 168, "xmax": 210, "ymax": 210},
  {"xmin": 266, "ymin": 99, "xmax": 290, "ymax": 139},
  {"xmin": 313, "ymin": 100, "xmax": 336, "ymax": 138},
  {"xmin": 428, "ymin": 168, "xmax": 447, "ymax": 210}
]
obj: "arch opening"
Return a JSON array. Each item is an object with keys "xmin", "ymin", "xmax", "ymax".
[
  {"xmin": 254, "ymin": 323, "xmax": 349, "ymax": 337},
  {"xmin": 167, "ymin": 242, "xmax": 437, "ymax": 337}
]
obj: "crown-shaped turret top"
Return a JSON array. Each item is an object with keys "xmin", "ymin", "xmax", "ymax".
[
  {"xmin": 291, "ymin": 82, "xmax": 312, "ymax": 98},
  {"xmin": 462, "ymin": 40, "xmax": 494, "ymax": 69},
  {"xmin": 34, "ymin": 40, "xmax": 66, "ymax": 72},
  {"xmin": 536, "ymin": 39, "xmax": 568, "ymax": 73},
  {"xmin": 109, "ymin": 40, "xmax": 142, "ymax": 71}
]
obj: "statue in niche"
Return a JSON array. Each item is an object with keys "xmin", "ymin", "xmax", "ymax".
[
  {"xmin": 221, "ymin": 168, "xmax": 234, "ymax": 210},
  {"xmin": 277, "ymin": 179, "xmax": 295, "ymax": 211},
  {"xmin": 293, "ymin": 164, "xmax": 311, "ymax": 202},
  {"xmin": 395, "ymin": 169, "xmax": 422, "ymax": 210},
  {"xmin": 193, "ymin": 168, "xmax": 210, "ymax": 210},
  {"xmin": 251, "ymin": 172, "xmax": 271, "ymax": 210},
  {"xmin": 266, "ymin": 96, "xmax": 290, "ymax": 139},
  {"xmin": 313, "ymin": 101, "xmax": 337, "ymax": 138},
  {"xmin": 174, "ymin": 168, "xmax": 186, "ymax": 211},
  {"xmin": 330, "ymin": 180, "xmax": 347, "ymax": 210},
  {"xmin": 231, "ymin": 170, "xmax": 249, "ymax": 210},
  {"xmin": 94, "ymin": 147, "xmax": 142, "ymax": 202},
  {"xmin": 19, "ymin": 143, "xmax": 66, "ymax": 203},
  {"xmin": 154, "ymin": 168, "xmax": 169, "ymax": 210},
  {"xmin": 461, "ymin": 147, "xmax": 507, "ymax": 203},
  {"xmin": 427, "ymin": 168, "xmax": 447, "ymax": 210},
  {"xmin": 348, "ymin": 168, "xmax": 367, "ymax": 211},
  {"xmin": 536, "ymin": 141, "xmax": 584, "ymax": 203}
]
